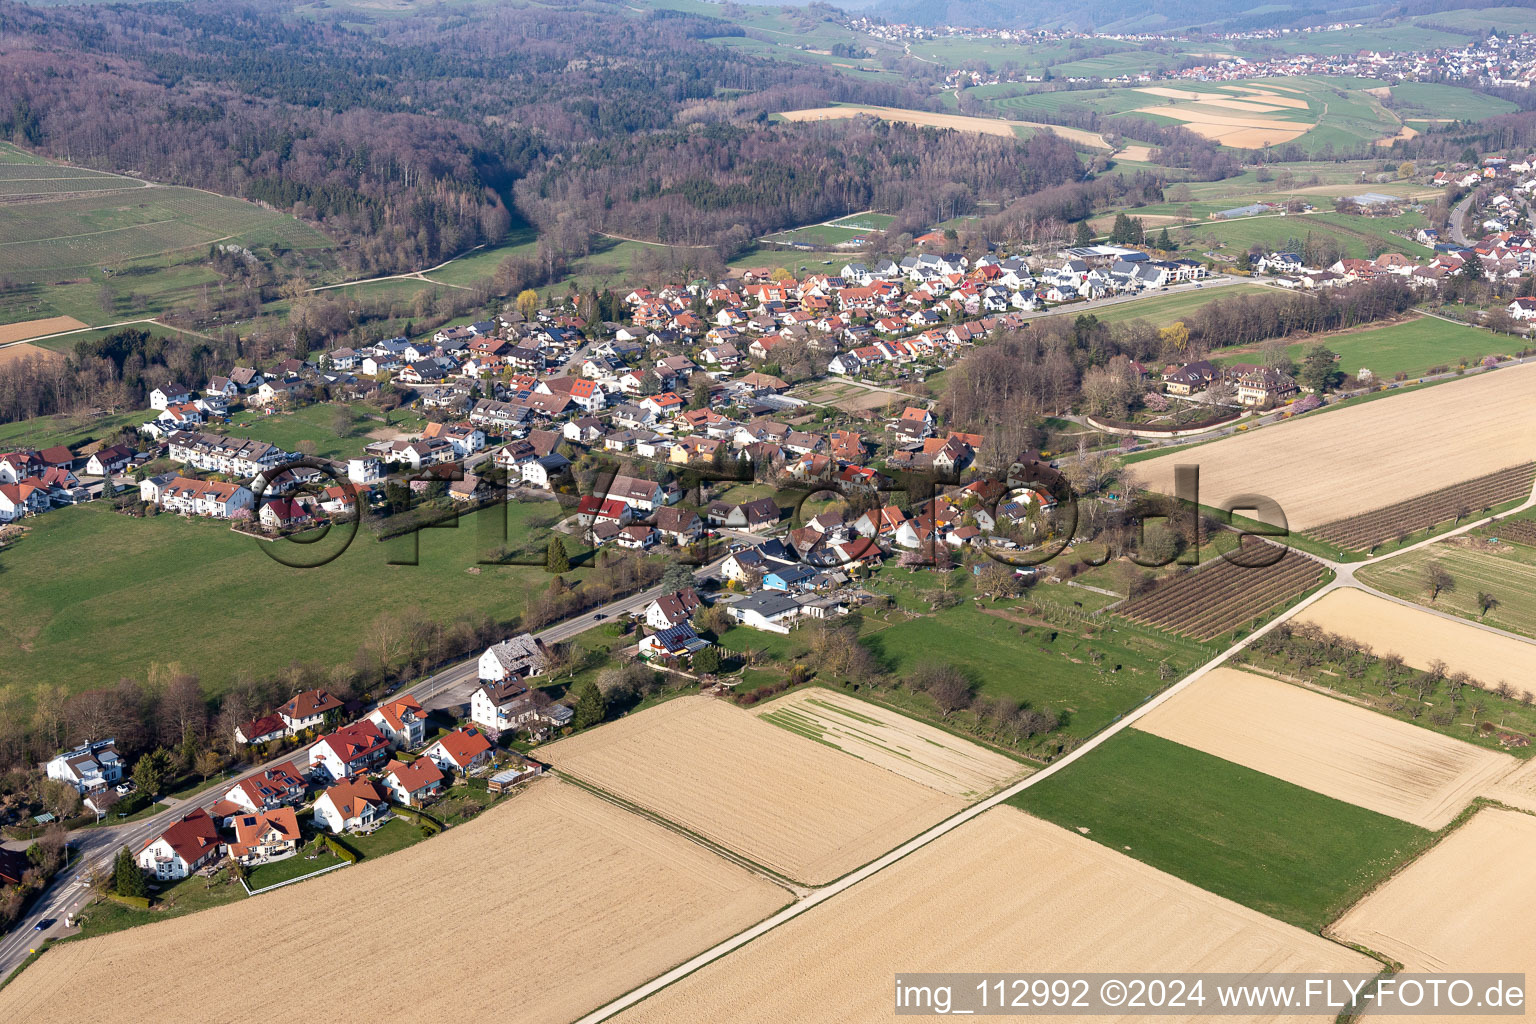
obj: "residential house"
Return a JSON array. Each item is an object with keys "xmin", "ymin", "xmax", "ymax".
[
  {"xmin": 652, "ymin": 506, "xmax": 702, "ymax": 545},
  {"xmin": 278, "ymin": 689, "xmax": 343, "ymax": 735},
  {"xmin": 137, "ymin": 809, "xmax": 223, "ymax": 880},
  {"xmin": 727, "ymin": 591, "xmax": 803, "ymax": 633},
  {"xmin": 1235, "ymin": 367, "xmax": 1299, "ymax": 407},
  {"xmin": 366, "ymin": 696, "xmax": 428, "ymax": 750},
  {"xmin": 308, "ymin": 721, "xmax": 391, "ymax": 781},
  {"xmin": 644, "ymin": 588, "xmax": 703, "ymax": 630},
  {"xmin": 381, "ymin": 758, "xmax": 445, "ymax": 807},
  {"xmin": 422, "ymin": 726, "xmax": 495, "ymax": 775},
  {"xmin": 226, "ymin": 767, "xmax": 307, "ymax": 814},
  {"xmin": 85, "ymin": 444, "xmax": 134, "ymax": 477},
  {"xmin": 233, "ymin": 714, "xmax": 288, "ymax": 747},
  {"xmin": 149, "ymin": 383, "xmax": 192, "ymax": 411},
  {"xmin": 45, "ymin": 739, "xmax": 123, "ymax": 796},
  {"xmin": 0, "ymin": 481, "xmax": 49, "ymax": 522},
  {"xmin": 313, "ymin": 779, "xmax": 389, "ymax": 834},
  {"xmin": 227, "ymin": 808, "xmax": 302, "ymax": 867},
  {"xmin": 638, "ymin": 622, "xmax": 713, "ymax": 661},
  {"xmin": 477, "ymin": 633, "xmax": 550, "ymax": 683}
]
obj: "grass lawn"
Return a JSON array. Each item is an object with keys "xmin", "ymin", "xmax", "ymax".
[
  {"xmin": 219, "ymin": 402, "xmax": 394, "ymax": 461},
  {"xmin": 244, "ymin": 847, "xmax": 345, "ymax": 890},
  {"xmin": 1214, "ymin": 316, "xmax": 1514, "ymax": 381},
  {"xmin": 1355, "ymin": 538, "xmax": 1536, "ymax": 643},
  {"xmin": 68, "ymin": 869, "xmax": 246, "ymax": 942},
  {"xmin": 1081, "ymin": 282, "xmax": 1270, "ymax": 327},
  {"xmin": 0, "ymin": 408, "xmax": 147, "ymax": 452},
  {"xmin": 1011, "ymin": 730, "xmax": 1437, "ymax": 931},
  {"xmin": 858, "ymin": 591, "xmax": 1212, "ymax": 741},
  {"xmin": 0, "ymin": 500, "xmax": 564, "ymax": 703},
  {"xmin": 343, "ymin": 816, "xmax": 425, "ymax": 860},
  {"xmin": 1190, "ymin": 210, "xmax": 1430, "ymax": 261}
]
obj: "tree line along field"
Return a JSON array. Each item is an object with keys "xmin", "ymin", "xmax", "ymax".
[
  {"xmin": 1308, "ymin": 463, "xmax": 1536, "ymax": 552},
  {"xmin": 1294, "ymin": 588, "xmax": 1536, "ymax": 697},
  {"xmin": 1214, "ymin": 315, "xmax": 1518, "ymax": 384},
  {"xmin": 0, "ymin": 779, "xmax": 789, "ymax": 1024},
  {"xmin": 612, "ymin": 806, "xmax": 1375, "ymax": 1024},
  {"xmin": 1012, "ymin": 729, "xmax": 1438, "ymax": 932},
  {"xmin": 1118, "ymin": 546, "xmax": 1330, "ymax": 642},
  {"xmin": 0, "ymin": 500, "xmax": 566, "ymax": 704}
]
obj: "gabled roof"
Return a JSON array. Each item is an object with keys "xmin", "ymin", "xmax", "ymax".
[
  {"xmin": 145, "ymin": 808, "xmax": 221, "ymax": 865},
  {"xmin": 385, "ymin": 757, "xmax": 445, "ymax": 793},
  {"xmin": 231, "ymin": 807, "xmax": 301, "ymax": 852},
  {"xmin": 320, "ymin": 778, "xmax": 386, "ymax": 820},
  {"xmin": 430, "ymin": 726, "xmax": 493, "ymax": 768},
  {"xmin": 280, "ymin": 689, "xmax": 343, "ymax": 721}
]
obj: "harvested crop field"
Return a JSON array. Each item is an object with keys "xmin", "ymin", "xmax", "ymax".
[
  {"xmin": 757, "ymin": 688, "xmax": 1028, "ymax": 799},
  {"xmin": 1330, "ymin": 809, "xmax": 1536, "ymax": 1004},
  {"xmin": 0, "ymin": 779, "xmax": 786, "ymax": 1024},
  {"xmin": 1134, "ymin": 667, "xmax": 1514, "ymax": 829},
  {"xmin": 1135, "ymin": 107, "xmax": 1309, "ymax": 147},
  {"xmin": 1483, "ymin": 757, "xmax": 1536, "ymax": 812},
  {"xmin": 0, "ymin": 341, "xmax": 64, "ymax": 367},
  {"xmin": 1294, "ymin": 588, "xmax": 1536, "ymax": 689},
  {"xmin": 1135, "ymin": 362, "xmax": 1536, "ymax": 531},
  {"xmin": 1118, "ymin": 543, "xmax": 1328, "ymax": 640},
  {"xmin": 1308, "ymin": 463, "xmax": 1534, "ymax": 550},
  {"xmin": 540, "ymin": 696, "xmax": 964, "ymax": 884},
  {"xmin": 0, "ymin": 316, "xmax": 85, "ymax": 345},
  {"xmin": 614, "ymin": 807, "xmax": 1376, "ymax": 1024},
  {"xmin": 779, "ymin": 105, "xmax": 1111, "ymax": 150}
]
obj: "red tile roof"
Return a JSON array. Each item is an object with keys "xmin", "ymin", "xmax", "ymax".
[{"xmin": 431, "ymin": 727, "xmax": 493, "ymax": 769}]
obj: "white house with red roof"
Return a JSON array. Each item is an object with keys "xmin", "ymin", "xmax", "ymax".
[
  {"xmin": 381, "ymin": 758, "xmax": 445, "ymax": 807},
  {"xmin": 422, "ymin": 726, "xmax": 495, "ymax": 775},
  {"xmin": 366, "ymin": 696, "xmax": 428, "ymax": 750},
  {"xmin": 227, "ymin": 807, "xmax": 302, "ymax": 866},
  {"xmin": 313, "ymin": 778, "xmax": 389, "ymax": 834},
  {"xmin": 309, "ymin": 720, "xmax": 391, "ymax": 781},
  {"xmin": 226, "ymin": 766, "xmax": 307, "ymax": 814},
  {"xmin": 278, "ymin": 689, "xmax": 344, "ymax": 734},
  {"xmin": 137, "ymin": 808, "xmax": 224, "ymax": 880}
]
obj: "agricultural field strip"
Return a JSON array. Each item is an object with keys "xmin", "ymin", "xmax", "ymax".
[
  {"xmin": 1133, "ymin": 667, "xmax": 1515, "ymax": 829},
  {"xmin": 0, "ymin": 779, "xmax": 788, "ymax": 1024},
  {"xmin": 755, "ymin": 688, "xmax": 1028, "ymax": 799},
  {"xmin": 539, "ymin": 696, "xmax": 966, "ymax": 885},
  {"xmin": 1309, "ymin": 464, "xmax": 1536, "ymax": 550},
  {"xmin": 1483, "ymin": 758, "xmax": 1536, "ymax": 813},
  {"xmin": 1133, "ymin": 360, "xmax": 1536, "ymax": 531},
  {"xmin": 1294, "ymin": 588, "xmax": 1536, "ymax": 694},
  {"xmin": 611, "ymin": 807, "xmax": 1376, "ymax": 1024},
  {"xmin": 1119, "ymin": 547, "xmax": 1328, "ymax": 641},
  {"xmin": 1329, "ymin": 808, "xmax": 1536, "ymax": 1024},
  {"xmin": 778, "ymin": 105, "xmax": 1111, "ymax": 150}
]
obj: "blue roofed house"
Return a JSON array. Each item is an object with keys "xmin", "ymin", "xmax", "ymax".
[{"xmin": 762, "ymin": 564, "xmax": 817, "ymax": 592}]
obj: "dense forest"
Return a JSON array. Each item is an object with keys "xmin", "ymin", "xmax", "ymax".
[
  {"xmin": 0, "ymin": 0, "xmax": 927, "ymax": 273},
  {"xmin": 518, "ymin": 120, "xmax": 1084, "ymax": 253}
]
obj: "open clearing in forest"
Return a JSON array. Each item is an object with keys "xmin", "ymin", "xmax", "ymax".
[
  {"xmin": 757, "ymin": 688, "xmax": 1028, "ymax": 799},
  {"xmin": 1294, "ymin": 588, "xmax": 1536, "ymax": 691},
  {"xmin": 1330, "ymin": 808, "xmax": 1536, "ymax": 1020},
  {"xmin": 540, "ymin": 695, "xmax": 964, "ymax": 884},
  {"xmin": 614, "ymin": 807, "xmax": 1376, "ymax": 1024},
  {"xmin": 0, "ymin": 316, "xmax": 86, "ymax": 345},
  {"xmin": 779, "ymin": 105, "xmax": 1111, "ymax": 150},
  {"xmin": 0, "ymin": 779, "xmax": 786, "ymax": 1024},
  {"xmin": 1134, "ymin": 667, "xmax": 1515, "ymax": 829},
  {"xmin": 1133, "ymin": 361, "xmax": 1536, "ymax": 530}
]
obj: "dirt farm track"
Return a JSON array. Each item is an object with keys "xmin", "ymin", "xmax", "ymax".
[
  {"xmin": 0, "ymin": 779, "xmax": 786, "ymax": 1024},
  {"xmin": 1134, "ymin": 362, "xmax": 1536, "ymax": 531}
]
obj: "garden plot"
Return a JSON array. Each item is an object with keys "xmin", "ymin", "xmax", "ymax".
[
  {"xmin": 540, "ymin": 695, "xmax": 964, "ymax": 884},
  {"xmin": 1134, "ymin": 361, "xmax": 1536, "ymax": 531},
  {"xmin": 1294, "ymin": 588, "xmax": 1536, "ymax": 691},
  {"xmin": 0, "ymin": 779, "xmax": 786, "ymax": 1024},
  {"xmin": 615, "ymin": 807, "xmax": 1376, "ymax": 1024},
  {"xmin": 1134, "ymin": 667, "xmax": 1515, "ymax": 829},
  {"xmin": 757, "ymin": 688, "xmax": 1028, "ymax": 799}
]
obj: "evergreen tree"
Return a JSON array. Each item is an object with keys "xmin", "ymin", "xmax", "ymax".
[
  {"xmin": 1299, "ymin": 346, "xmax": 1342, "ymax": 394},
  {"xmin": 692, "ymin": 646, "xmax": 721, "ymax": 674},
  {"xmin": 545, "ymin": 535, "xmax": 570, "ymax": 574},
  {"xmin": 101, "ymin": 476, "xmax": 117, "ymax": 500},
  {"xmin": 1156, "ymin": 227, "xmax": 1173, "ymax": 251},
  {"xmin": 114, "ymin": 846, "xmax": 147, "ymax": 898},
  {"xmin": 570, "ymin": 679, "xmax": 605, "ymax": 729},
  {"xmin": 1073, "ymin": 220, "xmax": 1093, "ymax": 246}
]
